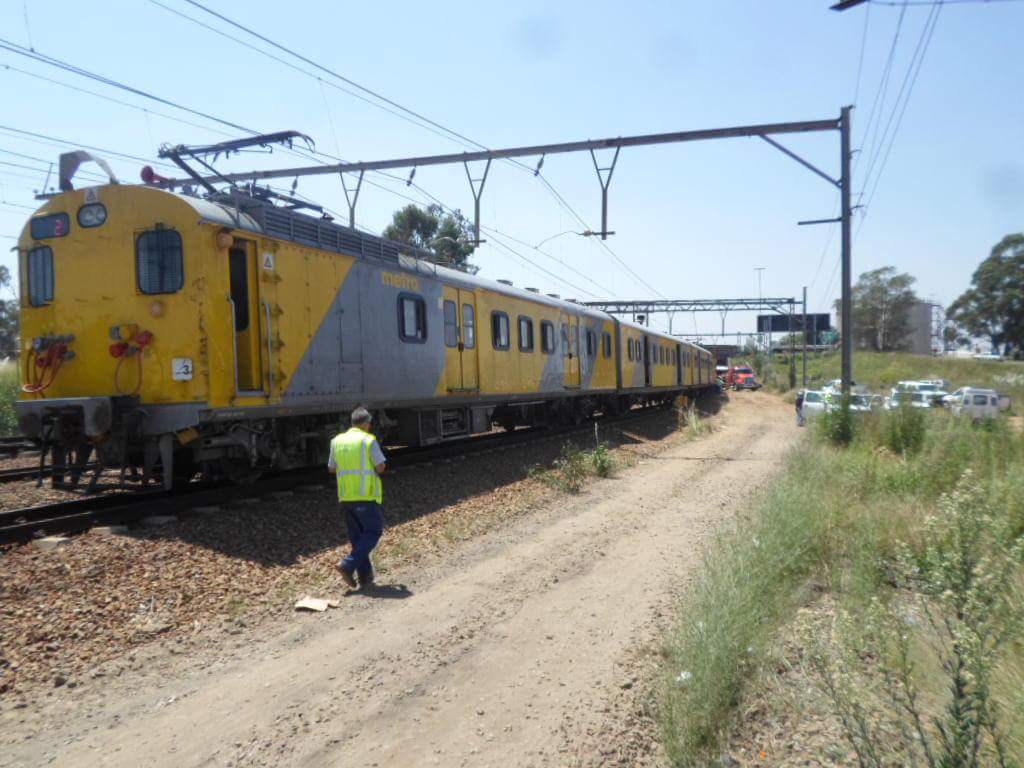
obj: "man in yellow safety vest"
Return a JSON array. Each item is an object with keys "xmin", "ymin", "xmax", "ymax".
[{"xmin": 328, "ymin": 406, "xmax": 387, "ymax": 589}]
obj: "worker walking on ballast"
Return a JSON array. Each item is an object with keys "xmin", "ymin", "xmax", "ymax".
[{"xmin": 328, "ymin": 407, "xmax": 387, "ymax": 590}]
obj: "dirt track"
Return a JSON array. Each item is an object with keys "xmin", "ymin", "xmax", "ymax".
[{"xmin": 1, "ymin": 391, "xmax": 797, "ymax": 767}]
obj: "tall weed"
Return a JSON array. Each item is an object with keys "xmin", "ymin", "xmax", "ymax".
[{"xmin": 660, "ymin": 403, "xmax": 1024, "ymax": 766}]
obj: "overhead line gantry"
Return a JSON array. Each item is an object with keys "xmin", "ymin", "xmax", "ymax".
[{"xmin": 154, "ymin": 110, "xmax": 856, "ymax": 396}]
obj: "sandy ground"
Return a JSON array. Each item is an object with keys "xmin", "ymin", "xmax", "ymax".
[{"xmin": 1, "ymin": 391, "xmax": 797, "ymax": 768}]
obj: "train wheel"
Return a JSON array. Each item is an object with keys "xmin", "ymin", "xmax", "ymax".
[{"xmin": 220, "ymin": 457, "xmax": 264, "ymax": 486}]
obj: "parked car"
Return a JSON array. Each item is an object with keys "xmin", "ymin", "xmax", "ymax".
[
  {"xmin": 950, "ymin": 387, "xmax": 1001, "ymax": 421},
  {"xmin": 885, "ymin": 391, "xmax": 935, "ymax": 410},
  {"xmin": 799, "ymin": 390, "xmax": 828, "ymax": 423},
  {"xmin": 891, "ymin": 380, "xmax": 948, "ymax": 406},
  {"xmin": 848, "ymin": 394, "xmax": 883, "ymax": 412}
]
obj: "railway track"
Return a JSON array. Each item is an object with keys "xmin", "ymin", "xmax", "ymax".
[{"xmin": 0, "ymin": 402, "xmax": 681, "ymax": 544}]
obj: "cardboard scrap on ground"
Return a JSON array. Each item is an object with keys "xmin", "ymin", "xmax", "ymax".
[{"xmin": 294, "ymin": 596, "xmax": 341, "ymax": 612}]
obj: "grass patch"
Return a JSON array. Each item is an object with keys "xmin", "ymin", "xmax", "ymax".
[
  {"xmin": 0, "ymin": 360, "xmax": 19, "ymax": 436},
  {"xmin": 660, "ymin": 408, "xmax": 1024, "ymax": 766},
  {"xmin": 530, "ymin": 441, "xmax": 619, "ymax": 494}
]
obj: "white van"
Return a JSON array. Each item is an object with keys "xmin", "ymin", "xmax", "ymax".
[{"xmin": 951, "ymin": 388, "xmax": 1000, "ymax": 421}]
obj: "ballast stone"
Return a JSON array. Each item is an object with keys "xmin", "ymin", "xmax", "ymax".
[
  {"xmin": 90, "ymin": 525, "xmax": 129, "ymax": 537},
  {"xmin": 32, "ymin": 536, "xmax": 70, "ymax": 551}
]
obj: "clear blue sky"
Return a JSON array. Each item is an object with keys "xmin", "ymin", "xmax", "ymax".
[{"xmin": 1, "ymin": 0, "xmax": 1021, "ymax": 337}]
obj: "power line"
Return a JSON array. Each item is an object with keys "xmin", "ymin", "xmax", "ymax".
[
  {"xmin": 0, "ymin": 63, "xmax": 236, "ymax": 143},
  {"xmin": 858, "ymin": 3, "xmax": 938, "ymax": 199},
  {"xmin": 148, "ymin": 0, "xmax": 651, "ymax": 297},
  {"xmin": 0, "ymin": 124, "xmax": 174, "ymax": 170},
  {"xmin": 176, "ymin": 0, "xmax": 490, "ymax": 154},
  {"xmin": 857, "ymin": 1, "xmax": 907, "ymax": 190},
  {"xmin": 858, "ymin": 3, "xmax": 943, "ymax": 225},
  {"xmin": 852, "ymin": 2, "xmax": 872, "ymax": 107},
  {"xmin": 0, "ymin": 35, "xmax": 607, "ymax": 296},
  {"xmin": 0, "ymin": 38, "xmax": 254, "ymax": 135},
  {"xmin": 478, "ymin": 226, "xmax": 614, "ymax": 295}
]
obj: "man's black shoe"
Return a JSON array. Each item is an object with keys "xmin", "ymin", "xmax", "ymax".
[{"xmin": 337, "ymin": 565, "xmax": 357, "ymax": 589}]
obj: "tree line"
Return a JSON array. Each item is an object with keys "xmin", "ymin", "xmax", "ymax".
[{"xmin": 832, "ymin": 233, "xmax": 1023, "ymax": 358}]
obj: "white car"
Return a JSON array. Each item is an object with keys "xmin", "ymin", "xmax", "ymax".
[
  {"xmin": 886, "ymin": 391, "xmax": 934, "ymax": 410},
  {"xmin": 951, "ymin": 387, "xmax": 1000, "ymax": 421},
  {"xmin": 799, "ymin": 390, "xmax": 829, "ymax": 424},
  {"xmin": 848, "ymin": 394, "xmax": 883, "ymax": 413},
  {"xmin": 891, "ymin": 381, "xmax": 948, "ymax": 406}
]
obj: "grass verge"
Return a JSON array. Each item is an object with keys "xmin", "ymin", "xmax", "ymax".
[
  {"xmin": 660, "ymin": 408, "xmax": 1024, "ymax": 766},
  {"xmin": 0, "ymin": 360, "xmax": 19, "ymax": 436}
]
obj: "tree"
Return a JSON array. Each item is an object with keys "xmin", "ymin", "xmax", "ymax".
[
  {"xmin": 0, "ymin": 266, "xmax": 19, "ymax": 359},
  {"xmin": 836, "ymin": 267, "xmax": 918, "ymax": 351},
  {"xmin": 382, "ymin": 204, "xmax": 476, "ymax": 270},
  {"xmin": 947, "ymin": 234, "xmax": 1024, "ymax": 358}
]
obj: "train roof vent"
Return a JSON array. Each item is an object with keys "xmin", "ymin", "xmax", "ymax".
[
  {"xmin": 525, "ymin": 287, "xmax": 539, "ymax": 293},
  {"xmin": 547, "ymin": 293, "xmax": 561, "ymax": 299},
  {"xmin": 497, "ymin": 279, "xmax": 513, "ymax": 286}
]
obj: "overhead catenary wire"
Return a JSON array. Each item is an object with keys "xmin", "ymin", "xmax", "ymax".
[
  {"xmin": 0, "ymin": 30, "xmax": 637, "ymax": 297},
  {"xmin": 856, "ymin": 1, "xmax": 908, "ymax": 196},
  {"xmin": 0, "ymin": 63, "xmax": 237, "ymax": 143},
  {"xmin": 858, "ymin": 3, "xmax": 944, "ymax": 229},
  {"xmin": 146, "ymin": 0, "xmax": 656, "ymax": 297}
]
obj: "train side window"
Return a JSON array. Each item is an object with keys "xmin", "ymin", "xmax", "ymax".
[
  {"xmin": 585, "ymin": 330, "xmax": 596, "ymax": 357},
  {"xmin": 443, "ymin": 300, "xmax": 458, "ymax": 348},
  {"xmin": 491, "ymin": 311, "xmax": 510, "ymax": 350},
  {"xmin": 561, "ymin": 324, "xmax": 569, "ymax": 357},
  {"xmin": 27, "ymin": 246, "xmax": 54, "ymax": 306},
  {"xmin": 541, "ymin": 320, "xmax": 555, "ymax": 354},
  {"xmin": 518, "ymin": 315, "xmax": 534, "ymax": 352},
  {"xmin": 462, "ymin": 304, "xmax": 475, "ymax": 348},
  {"xmin": 602, "ymin": 332, "xmax": 612, "ymax": 358},
  {"xmin": 136, "ymin": 228, "xmax": 183, "ymax": 295},
  {"xmin": 398, "ymin": 294, "xmax": 427, "ymax": 342},
  {"xmin": 627, "ymin": 339, "xmax": 633, "ymax": 361}
]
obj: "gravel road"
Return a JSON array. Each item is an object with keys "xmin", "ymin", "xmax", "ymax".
[{"xmin": 1, "ymin": 392, "xmax": 796, "ymax": 767}]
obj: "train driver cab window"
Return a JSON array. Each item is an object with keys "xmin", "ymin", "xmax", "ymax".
[
  {"xmin": 627, "ymin": 339, "xmax": 633, "ymax": 361},
  {"xmin": 398, "ymin": 294, "xmax": 427, "ymax": 342},
  {"xmin": 585, "ymin": 330, "xmax": 596, "ymax": 358},
  {"xmin": 443, "ymin": 300, "xmax": 458, "ymax": 348},
  {"xmin": 491, "ymin": 311, "xmax": 510, "ymax": 350},
  {"xmin": 136, "ymin": 228, "xmax": 183, "ymax": 295},
  {"xmin": 541, "ymin": 321, "xmax": 555, "ymax": 354},
  {"xmin": 27, "ymin": 246, "xmax": 54, "ymax": 306},
  {"xmin": 518, "ymin": 316, "xmax": 534, "ymax": 352},
  {"xmin": 462, "ymin": 304, "xmax": 475, "ymax": 348},
  {"xmin": 602, "ymin": 332, "xmax": 612, "ymax": 358}
]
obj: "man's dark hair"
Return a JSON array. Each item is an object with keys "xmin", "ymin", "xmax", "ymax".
[{"xmin": 351, "ymin": 407, "xmax": 372, "ymax": 427}]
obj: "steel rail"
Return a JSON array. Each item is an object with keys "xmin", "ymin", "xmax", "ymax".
[{"xmin": 0, "ymin": 400, "xmax": 688, "ymax": 543}]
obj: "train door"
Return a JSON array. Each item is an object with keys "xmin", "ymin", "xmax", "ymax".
[
  {"xmin": 442, "ymin": 286, "xmax": 479, "ymax": 392},
  {"xmin": 562, "ymin": 313, "xmax": 581, "ymax": 387},
  {"xmin": 675, "ymin": 343, "xmax": 683, "ymax": 386},
  {"xmin": 642, "ymin": 335, "xmax": 651, "ymax": 387},
  {"xmin": 228, "ymin": 240, "xmax": 264, "ymax": 393}
]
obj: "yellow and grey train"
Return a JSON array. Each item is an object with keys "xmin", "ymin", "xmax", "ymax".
[{"xmin": 13, "ymin": 154, "xmax": 714, "ymax": 489}]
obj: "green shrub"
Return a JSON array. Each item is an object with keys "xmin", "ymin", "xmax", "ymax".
[
  {"xmin": 819, "ymin": 398, "xmax": 855, "ymax": 446},
  {"xmin": 884, "ymin": 403, "xmax": 927, "ymax": 456},
  {"xmin": 0, "ymin": 361, "xmax": 19, "ymax": 436},
  {"xmin": 590, "ymin": 443, "xmax": 614, "ymax": 478}
]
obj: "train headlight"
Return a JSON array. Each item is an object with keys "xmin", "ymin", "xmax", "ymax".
[{"xmin": 77, "ymin": 203, "xmax": 107, "ymax": 228}]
